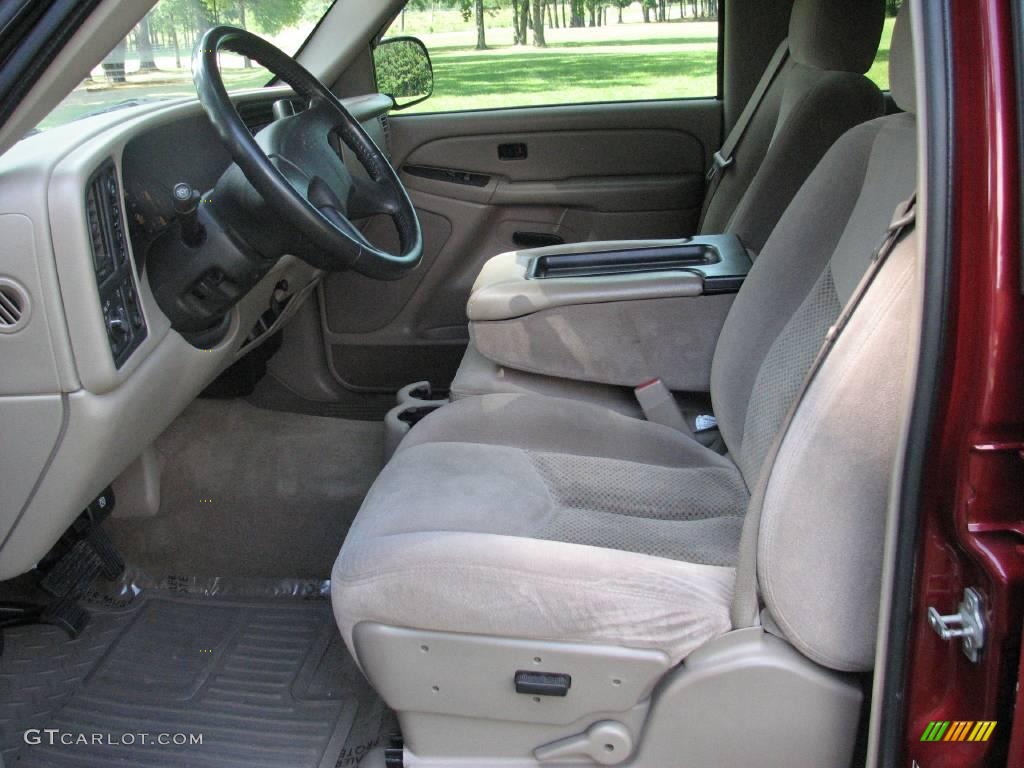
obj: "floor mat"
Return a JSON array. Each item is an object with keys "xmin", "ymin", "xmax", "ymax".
[
  {"xmin": 0, "ymin": 594, "xmax": 386, "ymax": 768},
  {"xmin": 107, "ymin": 399, "xmax": 384, "ymax": 579}
]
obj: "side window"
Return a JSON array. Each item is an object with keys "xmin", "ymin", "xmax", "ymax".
[
  {"xmin": 865, "ymin": 0, "xmax": 904, "ymax": 91},
  {"xmin": 376, "ymin": 1, "xmax": 721, "ymax": 113}
]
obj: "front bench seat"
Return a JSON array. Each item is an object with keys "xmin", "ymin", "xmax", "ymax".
[
  {"xmin": 449, "ymin": 0, "xmax": 887, "ymax": 413},
  {"xmin": 333, "ymin": 9, "xmax": 917, "ymax": 765}
]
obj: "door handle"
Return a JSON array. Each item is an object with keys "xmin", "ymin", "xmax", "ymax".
[{"xmin": 498, "ymin": 142, "xmax": 528, "ymax": 161}]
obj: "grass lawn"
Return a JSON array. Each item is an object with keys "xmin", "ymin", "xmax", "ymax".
[
  {"xmin": 36, "ymin": 7, "xmax": 894, "ymax": 131},
  {"xmin": 393, "ymin": 9, "xmax": 895, "ymax": 113}
]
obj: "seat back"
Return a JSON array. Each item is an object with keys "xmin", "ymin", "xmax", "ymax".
[
  {"xmin": 700, "ymin": 0, "xmax": 886, "ymax": 254},
  {"xmin": 711, "ymin": 5, "xmax": 918, "ymax": 672}
]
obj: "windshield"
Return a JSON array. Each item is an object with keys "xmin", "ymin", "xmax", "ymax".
[{"xmin": 36, "ymin": 0, "xmax": 334, "ymax": 132}]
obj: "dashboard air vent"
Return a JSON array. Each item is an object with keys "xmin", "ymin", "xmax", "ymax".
[
  {"xmin": 0, "ymin": 278, "xmax": 28, "ymax": 332},
  {"xmin": 86, "ymin": 165, "xmax": 127, "ymax": 282},
  {"xmin": 378, "ymin": 113, "xmax": 391, "ymax": 151},
  {"xmin": 86, "ymin": 160, "xmax": 147, "ymax": 367}
]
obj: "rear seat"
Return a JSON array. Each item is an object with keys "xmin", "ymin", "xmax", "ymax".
[{"xmin": 450, "ymin": 0, "xmax": 887, "ymax": 417}]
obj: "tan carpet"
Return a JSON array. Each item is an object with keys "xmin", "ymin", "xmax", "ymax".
[{"xmin": 108, "ymin": 399, "xmax": 384, "ymax": 579}]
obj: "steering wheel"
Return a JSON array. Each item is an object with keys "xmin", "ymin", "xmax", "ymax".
[{"xmin": 193, "ymin": 26, "xmax": 422, "ymax": 280}]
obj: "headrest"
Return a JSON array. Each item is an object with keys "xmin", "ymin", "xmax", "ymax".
[
  {"xmin": 889, "ymin": 5, "xmax": 916, "ymax": 113},
  {"xmin": 789, "ymin": 0, "xmax": 885, "ymax": 73}
]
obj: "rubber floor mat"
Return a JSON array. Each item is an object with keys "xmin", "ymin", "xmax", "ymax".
[{"xmin": 1, "ymin": 595, "xmax": 360, "ymax": 767}]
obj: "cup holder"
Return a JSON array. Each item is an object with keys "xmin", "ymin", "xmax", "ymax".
[
  {"xmin": 408, "ymin": 385, "xmax": 448, "ymax": 401},
  {"xmin": 398, "ymin": 380, "xmax": 450, "ymax": 405},
  {"xmin": 384, "ymin": 399, "xmax": 447, "ymax": 461},
  {"xmin": 397, "ymin": 405, "xmax": 441, "ymax": 427}
]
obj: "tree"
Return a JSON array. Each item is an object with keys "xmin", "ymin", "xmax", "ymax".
[
  {"xmin": 511, "ymin": 0, "xmax": 522, "ymax": 43},
  {"xmin": 569, "ymin": 0, "xmax": 584, "ymax": 27},
  {"xmin": 474, "ymin": 0, "xmax": 486, "ymax": 49},
  {"xmin": 191, "ymin": 0, "xmax": 215, "ymax": 35},
  {"xmin": 205, "ymin": 0, "xmax": 305, "ymax": 66},
  {"xmin": 459, "ymin": 0, "xmax": 487, "ymax": 50},
  {"xmin": 209, "ymin": 0, "xmax": 304, "ymax": 35},
  {"xmin": 135, "ymin": 16, "xmax": 158, "ymax": 71},
  {"xmin": 374, "ymin": 39, "xmax": 432, "ymax": 100},
  {"xmin": 236, "ymin": 0, "xmax": 252, "ymax": 66},
  {"xmin": 531, "ymin": 0, "xmax": 546, "ymax": 46},
  {"xmin": 102, "ymin": 38, "xmax": 127, "ymax": 83},
  {"xmin": 518, "ymin": 0, "xmax": 531, "ymax": 44}
]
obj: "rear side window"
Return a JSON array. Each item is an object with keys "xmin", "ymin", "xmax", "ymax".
[
  {"xmin": 865, "ymin": 0, "xmax": 904, "ymax": 91},
  {"xmin": 379, "ymin": 1, "xmax": 721, "ymax": 113}
]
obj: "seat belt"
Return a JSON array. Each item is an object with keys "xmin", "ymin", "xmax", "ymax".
[
  {"xmin": 730, "ymin": 193, "xmax": 918, "ymax": 628},
  {"xmin": 699, "ymin": 39, "xmax": 790, "ymax": 227}
]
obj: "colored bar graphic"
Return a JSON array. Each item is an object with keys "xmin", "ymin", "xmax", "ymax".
[
  {"xmin": 921, "ymin": 721, "xmax": 949, "ymax": 741},
  {"xmin": 944, "ymin": 722, "xmax": 970, "ymax": 741},
  {"xmin": 971, "ymin": 722, "xmax": 997, "ymax": 742},
  {"xmin": 920, "ymin": 720, "xmax": 996, "ymax": 742}
]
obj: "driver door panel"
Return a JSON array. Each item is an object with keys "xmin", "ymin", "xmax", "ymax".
[{"xmin": 322, "ymin": 99, "xmax": 719, "ymax": 391}]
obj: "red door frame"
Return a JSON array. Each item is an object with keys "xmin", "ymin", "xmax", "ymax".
[{"xmin": 903, "ymin": 0, "xmax": 1024, "ymax": 765}]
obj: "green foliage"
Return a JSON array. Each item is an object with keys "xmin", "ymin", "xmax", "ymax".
[
  {"xmin": 374, "ymin": 39, "xmax": 433, "ymax": 104},
  {"xmin": 202, "ymin": 0, "xmax": 305, "ymax": 34}
]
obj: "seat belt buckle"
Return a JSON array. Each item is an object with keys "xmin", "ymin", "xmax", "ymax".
[
  {"xmin": 694, "ymin": 414, "xmax": 718, "ymax": 432},
  {"xmin": 634, "ymin": 379, "xmax": 690, "ymax": 434},
  {"xmin": 706, "ymin": 150, "xmax": 734, "ymax": 182}
]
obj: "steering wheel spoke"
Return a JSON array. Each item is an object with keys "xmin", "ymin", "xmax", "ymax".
[{"xmin": 348, "ymin": 174, "xmax": 400, "ymax": 219}]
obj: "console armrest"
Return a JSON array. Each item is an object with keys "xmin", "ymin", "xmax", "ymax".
[
  {"xmin": 468, "ymin": 235, "xmax": 751, "ymax": 322},
  {"xmin": 467, "ymin": 235, "xmax": 750, "ymax": 392}
]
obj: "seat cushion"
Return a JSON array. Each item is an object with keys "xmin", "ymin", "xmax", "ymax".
[{"xmin": 332, "ymin": 395, "xmax": 749, "ymax": 664}]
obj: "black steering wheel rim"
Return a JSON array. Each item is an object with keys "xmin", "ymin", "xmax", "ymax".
[{"xmin": 193, "ymin": 26, "xmax": 423, "ymax": 279}]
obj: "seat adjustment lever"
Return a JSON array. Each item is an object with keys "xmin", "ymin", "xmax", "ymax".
[{"xmin": 534, "ymin": 720, "xmax": 633, "ymax": 766}]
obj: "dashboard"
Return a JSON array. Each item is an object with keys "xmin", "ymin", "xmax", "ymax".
[{"xmin": 0, "ymin": 88, "xmax": 393, "ymax": 578}]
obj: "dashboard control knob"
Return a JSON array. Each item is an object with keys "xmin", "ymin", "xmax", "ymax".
[{"xmin": 106, "ymin": 315, "xmax": 127, "ymax": 335}]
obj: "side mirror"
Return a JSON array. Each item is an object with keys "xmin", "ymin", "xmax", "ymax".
[{"xmin": 373, "ymin": 37, "xmax": 433, "ymax": 110}]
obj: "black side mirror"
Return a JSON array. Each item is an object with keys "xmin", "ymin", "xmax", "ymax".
[{"xmin": 373, "ymin": 36, "xmax": 433, "ymax": 110}]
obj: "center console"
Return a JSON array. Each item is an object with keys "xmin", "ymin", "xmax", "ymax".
[
  {"xmin": 524, "ymin": 235, "xmax": 750, "ymax": 292},
  {"xmin": 466, "ymin": 235, "xmax": 752, "ymax": 393}
]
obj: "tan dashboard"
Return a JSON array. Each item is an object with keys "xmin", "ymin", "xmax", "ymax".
[{"xmin": 0, "ymin": 89, "xmax": 392, "ymax": 578}]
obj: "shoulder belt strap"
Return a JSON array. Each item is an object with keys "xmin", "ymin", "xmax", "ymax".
[{"xmin": 699, "ymin": 38, "xmax": 790, "ymax": 227}]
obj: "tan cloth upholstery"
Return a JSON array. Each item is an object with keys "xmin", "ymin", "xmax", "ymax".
[
  {"xmin": 333, "ymin": 7, "xmax": 918, "ymax": 674},
  {"xmin": 333, "ymin": 395, "xmax": 746, "ymax": 664}
]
